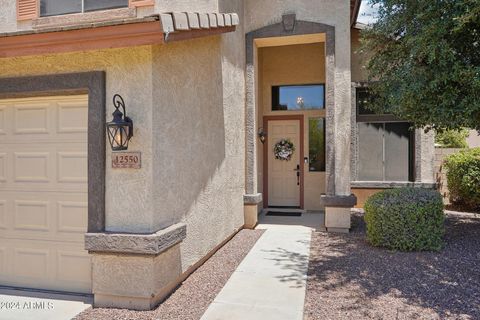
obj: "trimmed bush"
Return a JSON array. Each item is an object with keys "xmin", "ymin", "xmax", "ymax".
[
  {"xmin": 364, "ymin": 188, "xmax": 444, "ymax": 251},
  {"xmin": 443, "ymin": 147, "xmax": 480, "ymax": 210}
]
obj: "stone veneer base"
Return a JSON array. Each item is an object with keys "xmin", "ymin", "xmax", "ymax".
[{"xmin": 85, "ymin": 223, "xmax": 186, "ymax": 255}]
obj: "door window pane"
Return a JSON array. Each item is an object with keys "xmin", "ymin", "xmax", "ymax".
[
  {"xmin": 308, "ymin": 118, "xmax": 325, "ymax": 172},
  {"xmin": 40, "ymin": 0, "xmax": 82, "ymax": 17},
  {"xmin": 84, "ymin": 0, "xmax": 128, "ymax": 12},
  {"xmin": 273, "ymin": 85, "xmax": 325, "ymax": 111}
]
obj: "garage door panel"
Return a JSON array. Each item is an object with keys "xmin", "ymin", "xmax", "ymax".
[
  {"xmin": 0, "ymin": 239, "xmax": 91, "ymax": 293},
  {"xmin": 0, "ymin": 95, "xmax": 90, "ymax": 294},
  {"xmin": 0, "ymin": 96, "xmax": 87, "ymax": 142},
  {"xmin": 14, "ymin": 248, "xmax": 50, "ymax": 278},
  {"xmin": 14, "ymin": 152, "xmax": 50, "ymax": 183},
  {"xmin": 14, "ymin": 103, "xmax": 50, "ymax": 135},
  {"xmin": 0, "ymin": 106, "xmax": 7, "ymax": 135},
  {"xmin": 0, "ymin": 248, "xmax": 5, "ymax": 273},
  {"xmin": 57, "ymin": 101, "xmax": 88, "ymax": 133},
  {"xmin": 0, "ymin": 200, "xmax": 6, "ymax": 229},
  {"xmin": 14, "ymin": 200, "xmax": 50, "ymax": 232},
  {"xmin": 57, "ymin": 201, "xmax": 88, "ymax": 234},
  {"xmin": 0, "ymin": 145, "xmax": 87, "ymax": 191},
  {"xmin": 57, "ymin": 250, "xmax": 91, "ymax": 283},
  {"xmin": 0, "ymin": 153, "xmax": 6, "ymax": 182},
  {"xmin": 1, "ymin": 192, "xmax": 87, "ymax": 242},
  {"xmin": 57, "ymin": 152, "xmax": 88, "ymax": 183}
]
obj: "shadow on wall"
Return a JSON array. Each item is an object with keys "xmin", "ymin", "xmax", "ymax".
[
  {"xmin": 304, "ymin": 212, "xmax": 480, "ymax": 319},
  {"xmin": 152, "ymin": 37, "xmax": 228, "ymax": 231}
]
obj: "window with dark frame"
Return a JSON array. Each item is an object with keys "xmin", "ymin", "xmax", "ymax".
[
  {"xmin": 355, "ymin": 87, "xmax": 414, "ymax": 182},
  {"xmin": 272, "ymin": 84, "xmax": 325, "ymax": 111},
  {"xmin": 40, "ymin": 0, "xmax": 128, "ymax": 17},
  {"xmin": 308, "ymin": 118, "xmax": 326, "ymax": 172}
]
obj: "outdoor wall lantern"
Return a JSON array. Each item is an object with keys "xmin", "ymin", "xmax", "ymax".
[
  {"xmin": 107, "ymin": 94, "xmax": 133, "ymax": 151},
  {"xmin": 258, "ymin": 127, "xmax": 267, "ymax": 144}
]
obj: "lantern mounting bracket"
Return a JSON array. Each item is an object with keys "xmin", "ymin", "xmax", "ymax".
[{"xmin": 112, "ymin": 94, "xmax": 133, "ymax": 138}]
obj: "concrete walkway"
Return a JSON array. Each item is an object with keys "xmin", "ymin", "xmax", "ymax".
[
  {"xmin": 0, "ymin": 287, "xmax": 92, "ymax": 320},
  {"xmin": 201, "ymin": 212, "xmax": 321, "ymax": 320}
]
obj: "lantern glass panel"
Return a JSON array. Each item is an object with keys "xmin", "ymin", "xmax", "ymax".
[{"xmin": 107, "ymin": 124, "xmax": 130, "ymax": 150}]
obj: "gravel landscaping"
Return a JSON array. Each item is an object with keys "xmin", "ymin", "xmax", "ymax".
[
  {"xmin": 74, "ymin": 229, "xmax": 264, "ymax": 320},
  {"xmin": 304, "ymin": 210, "xmax": 480, "ymax": 320}
]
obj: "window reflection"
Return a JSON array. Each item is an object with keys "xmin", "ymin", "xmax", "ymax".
[{"xmin": 272, "ymin": 85, "xmax": 325, "ymax": 111}]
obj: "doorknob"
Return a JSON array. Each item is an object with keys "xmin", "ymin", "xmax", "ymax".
[{"xmin": 294, "ymin": 164, "xmax": 300, "ymax": 185}]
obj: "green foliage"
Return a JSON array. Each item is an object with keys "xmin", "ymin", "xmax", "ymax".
[
  {"xmin": 435, "ymin": 129, "xmax": 469, "ymax": 148},
  {"xmin": 364, "ymin": 188, "xmax": 444, "ymax": 251},
  {"xmin": 443, "ymin": 147, "xmax": 480, "ymax": 209},
  {"xmin": 361, "ymin": 0, "xmax": 480, "ymax": 131}
]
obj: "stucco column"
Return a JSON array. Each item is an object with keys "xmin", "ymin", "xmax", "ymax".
[
  {"xmin": 415, "ymin": 129, "xmax": 435, "ymax": 183},
  {"xmin": 322, "ymin": 25, "xmax": 357, "ymax": 233},
  {"xmin": 243, "ymin": 34, "xmax": 262, "ymax": 228}
]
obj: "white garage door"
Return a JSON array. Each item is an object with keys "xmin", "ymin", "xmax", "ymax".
[{"xmin": 0, "ymin": 95, "xmax": 91, "ymax": 294}]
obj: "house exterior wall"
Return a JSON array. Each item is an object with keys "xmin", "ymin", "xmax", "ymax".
[
  {"xmin": 0, "ymin": 46, "xmax": 156, "ymax": 233},
  {"xmin": 0, "ymin": 0, "xmax": 17, "ymax": 32},
  {"xmin": 154, "ymin": 0, "xmax": 218, "ymax": 13},
  {"xmin": 0, "ymin": 7, "xmax": 246, "ymax": 305},
  {"xmin": 257, "ymin": 43, "xmax": 326, "ymax": 210},
  {"xmin": 151, "ymin": 19, "xmax": 245, "ymax": 271},
  {"xmin": 467, "ymin": 130, "xmax": 480, "ymax": 148},
  {"xmin": 351, "ymin": 28, "xmax": 368, "ymax": 83}
]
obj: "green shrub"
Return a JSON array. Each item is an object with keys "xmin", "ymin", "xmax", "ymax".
[
  {"xmin": 443, "ymin": 147, "xmax": 480, "ymax": 209},
  {"xmin": 435, "ymin": 129, "xmax": 469, "ymax": 148},
  {"xmin": 364, "ymin": 188, "xmax": 444, "ymax": 251}
]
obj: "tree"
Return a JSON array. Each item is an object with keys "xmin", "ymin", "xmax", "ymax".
[
  {"xmin": 435, "ymin": 128, "xmax": 469, "ymax": 148},
  {"xmin": 360, "ymin": 0, "xmax": 480, "ymax": 131}
]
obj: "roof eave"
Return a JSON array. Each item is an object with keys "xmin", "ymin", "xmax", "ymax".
[
  {"xmin": 0, "ymin": 12, "xmax": 238, "ymax": 58},
  {"xmin": 351, "ymin": 0, "xmax": 362, "ymax": 27}
]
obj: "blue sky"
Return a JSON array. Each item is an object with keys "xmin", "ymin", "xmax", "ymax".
[{"xmin": 357, "ymin": 1, "xmax": 379, "ymax": 24}]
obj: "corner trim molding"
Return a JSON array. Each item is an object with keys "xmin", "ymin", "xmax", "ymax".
[
  {"xmin": 244, "ymin": 193, "xmax": 262, "ymax": 205},
  {"xmin": 0, "ymin": 71, "xmax": 106, "ymax": 232},
  {"xmin": 85, "ymin": 223, "xmax": 187, "ymax": 255},
  {"xmin": 321, "ymin": 194, "xmax": 357, "ymax": 207}
]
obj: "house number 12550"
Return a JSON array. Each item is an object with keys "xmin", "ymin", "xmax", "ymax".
[{"xmin": 112, "ymin": 152, "xmax": 141, "ymax": 169}]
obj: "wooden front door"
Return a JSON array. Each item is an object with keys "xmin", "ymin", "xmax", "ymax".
[{"xmin": 267, "ymin": 119, "xmax": 302, "ymax": 207}]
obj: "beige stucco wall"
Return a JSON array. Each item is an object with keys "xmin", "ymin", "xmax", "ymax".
[
  {"xmin": 151, "ymin": 35, "xmax": 245, "ymax": 271},
  {"xmin": 0, "ymin": 22, "xmax": 246, "ymax": 273},
  {"xmin": 154, "ymin": 0, "xmax": 218, "ymax": 13},
  {"xmin": 0, "ymin": 46, "xmax": 156, "ymax": 233},
  {"xmin": 0, "ymin": 0, "xmax": 218, "ymax": 34},
  {"xmin": 467, "ymin": 130, "xmax": 480, "ymax": 148},
  {"xmin": 257, "ymin": 43, "xmax": 326, "ymax": 210},
  {"xmin": 351, "ymin": 27, "xmax": 368, "ymax": 83},
  {"xmin": 0, "ymin": 0, "xmax": 32, "ymax": 33}
]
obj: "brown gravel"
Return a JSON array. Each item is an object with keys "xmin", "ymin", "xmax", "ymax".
[
  {"xmin": 304, "ymin": 210, "xmax": 480, "ymax": 320},
  {"xmin": 74, "ymin": 229, "xmax": 264, "ymax": 320}
]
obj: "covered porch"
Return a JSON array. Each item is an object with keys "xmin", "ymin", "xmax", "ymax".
[{"xmin": 244, "ymin": 14, "xmax": 356, "ymax": 233}]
